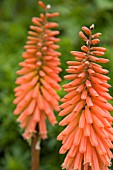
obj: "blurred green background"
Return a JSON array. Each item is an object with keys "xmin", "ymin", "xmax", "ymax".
[{"xmin": 0, "ymin": 0, "xmax": 113, "ymax": 169}]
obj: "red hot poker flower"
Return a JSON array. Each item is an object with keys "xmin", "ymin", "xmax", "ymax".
[
  {"xmin": 57, "ymin": 24, "xmax": 113, "ymax": 170},
  {"xmin": 13, "ymin": 1, "xmax": 61, "ymax": 140}
]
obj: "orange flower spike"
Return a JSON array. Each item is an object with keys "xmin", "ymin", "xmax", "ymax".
[
  {"xmin": 57, "ymin": 24, "xmax": 113, "ymax": 170},
  {"xmin": 14, "ymin": 1, "xmax": 61, "ymax": 140}
]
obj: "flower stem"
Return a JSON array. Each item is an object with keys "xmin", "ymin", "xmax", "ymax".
[{"xmin": 31, "ymin": 125, "xmax": 40, "ymax": 170}]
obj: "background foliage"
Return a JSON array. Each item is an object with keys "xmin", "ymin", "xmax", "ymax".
[{"xmin": 0, "ymin": 0, "xmax": 113, "ymax": 169}]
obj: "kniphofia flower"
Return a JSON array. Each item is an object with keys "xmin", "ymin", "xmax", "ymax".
[
  {"xmin": 57, "ymin": 24, "xmax": 113, "ymax": 170},
  {"xmin": 13, "ymin": 1, "xmax": 61, "ymax": 140}
]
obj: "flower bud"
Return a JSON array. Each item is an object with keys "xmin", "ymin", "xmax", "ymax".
[
  {"xmin": 79, "ymin": 31, "xmax": 88, "ymax": 41},
  {"xmin": 91, "ymin": 39, "xmax": 100, "ymax": 45},
  {"xmin": 82, "ymin": 26, "xmax": 91, "ymax": 35}
]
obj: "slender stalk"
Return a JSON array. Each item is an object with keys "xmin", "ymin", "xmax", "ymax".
[{"xmin": 31, "ymin": 125, "xmax": 40, "ymax": 170}]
